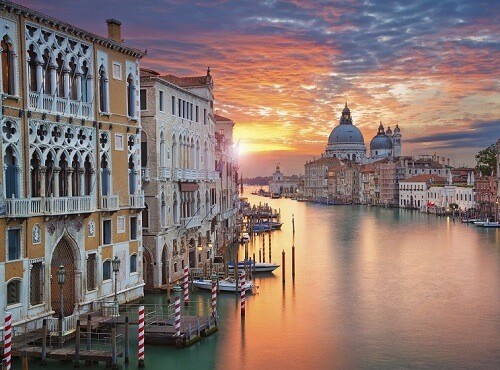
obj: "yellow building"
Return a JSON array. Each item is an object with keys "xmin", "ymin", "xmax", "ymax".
[{"xmin": 0, "ymin": 1, "xmax": 145, "ymax": 327}]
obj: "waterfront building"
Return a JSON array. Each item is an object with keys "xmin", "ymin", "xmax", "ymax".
[
  {"xmin": 304, "ymin": 156, "xmax": 340, "ymax": 200},
  {"xmin": 214, "ymin": 113, "xmax": 239, "ymax": 255},
  {"xmin": 140, "ymin": 67, "xmax": 220, "ymax": 288},
  {"xmin": 327, "ymin": 159, "xmax": 360, "ymax": 203},
  {"xmin": 475, "ymin": 175, "xmax": 497, "ymax": 219},
  {"xmin": 399, "ymin": 174, "xmax": 446, "ymax": 210},
  {"xmin": 360, "ymin": 164, "xmax": 376, "ymax": 204},
  {"xmin": 268, "ymin": 164, "xmax": 300, "ymax": 197},
  {"xmin": 0, "ymin": 1, "xmax": 145, "ymax": 327},
  {"xmin": 427, "ymin": 185, "xmax": 475, "ymax": 213}
]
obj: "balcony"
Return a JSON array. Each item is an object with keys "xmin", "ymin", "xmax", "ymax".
[
  {"xmin": 29, "ymin": 92, "xmax": 93, "ymax": 119},
  {"xmin": 141, "ymin": 167, "xmax": 151, "ymax": 182},
  {"xmin": 207, "ymin": 171, "xmax": 219, "ymax": 181},
  {"xmin": 5, "ymin": 196, "xmax": 94, "ymax": 217},
  {"xmin": 159, "ymin": 167, "xmax": 171, "ymax": 180},
  {"xmin": 100, "ymin": 195, "xmax": 119, "ymax": 211},
  {"xmin": 129, "ymin": 193, "xmax": 145, "ymax": 209},
  {"xmin": 180, "ymin": 215, "xmax": 201, "ymax": 229}
]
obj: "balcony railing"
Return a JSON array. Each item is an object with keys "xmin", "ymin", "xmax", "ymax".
[
  {"xmin": 28, "ymin": 92, "xmax": 93, "ymax": 119},
  {"xmin": 159, "ymin": 167, "xmax": 171, "ymax": 180},
  {"xmin": 207, "ymin": 171, "xmax": 219, "ymax": 181},
  {"xmin": 181, "ymin": 215, "xmax": 201, "ymax": 229},
  {"xmin": 141, "ymin": 167, "xmax": 151, "ymax": 182},
  {"xmin": 129, "ymin": 193, "xmax": 145, "ymax": 208},
  {"xmin": 5, "ymin": 196, "xmax": 94, "ymax": 217},
  {"xmin": 100, "ymin": 195, "xmax": 119, "ymax": 211}
]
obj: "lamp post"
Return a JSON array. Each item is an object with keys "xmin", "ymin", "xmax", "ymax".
[
  {"xmin": 207, "ymin": 241, "xmax": 213, "ymax": 273},
  {"xmin": 112, "ymin": 255, "xmax": 121, "ymax": 316},
  {"xmin": 57, "ymin": 265, "xmax": 66, "ymax": 346}
]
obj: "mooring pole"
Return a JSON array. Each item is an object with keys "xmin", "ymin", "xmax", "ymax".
[
  {"xmin": 292, "ymin": 245, "xmax": 296, "ymax": 280},
  {"xmin": 111, "ymin": 322, "xmax": 117, "ymax": 369},
  {"xmin": 74, "ymin": 319, "xmax": 80, "ymax": 367},
  {"xmin": 292, "ymin": 214, "xmax": 295, "ymax": 235},
  {"xmin": 282, "ymin": 249, "xmax": 286, "ymax": 285},
  {"xmin": 41, "ymin": 318, "xmax": 47, "ymax": 366},
  {"xmin": 269, "ymin": 232, "xmax": 272, "ymax": 262},
  {"xmin": 125, "ymin": 316, "xmax": 130, "ymax": 363},
  {"xmin": 85, "ymin": 314, "xmax": 91, "ymax": 366}
]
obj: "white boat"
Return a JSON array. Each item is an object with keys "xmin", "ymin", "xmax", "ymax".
[
  {"xmin": 461, "ymin": 218, "xmax": 479, "ymax": 223},
  {"xmin": 193, "ymin": 278, "xmax": 254, "ymax": 292},
  {"xmin": 228, "ymin": 261, "xmax": 280, "ymax": 273},
  {"xmin": 482, "ymin": 221, "xmax": 500, "ymax": 228},
  {"xmin": 474, "ymin": 220, "xmax": 488, "ymax": 226},
  {"xmin": 240, "ymin": 232, "xmax": 250, "ymax": 243}
]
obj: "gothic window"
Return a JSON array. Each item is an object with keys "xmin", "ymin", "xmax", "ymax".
[
  {"xmin": 127, "ymin": 74, "xmax": 135, "ymax": 117},
  {"xmin": 7, "ymin": 280, "xmax": 21, "ymax": 306},
  {"xmin": 130, "ymin": 254, "xmax": 137, "ymax": 273},
  {"xmin": 30, "ymin": 262, "xmax": 44, "ymax": 306},
  {"xmin": 69, "ymin": 58, "xmax": 77, "ymax": 100},
  {"xmin": 173, "ymin": 192, "xmax": 179, "ymax": 224},
  {"xmin": 59, "ymin": 153, "xmax": 68, "ymax": 196},
  {"xmin": 141, "ymin": 131, "xmax": 147, "ymax": 167},
  {"xmin": 71, "ymin": 157, "xmax": 80, "ymax": 196},
  {"xmin": 171, "ymin": 135, "xmax": 177, "ymax": 168},
  {"xmin": 159, "ymin": 133, "xmax": 166, "ymax": 167},
  {"xmin": 4, "ymin": 146, "xmax": 19, "ymax": 198},
  {"xmin": 99, "ymin": 65, "xmax": 108, "ymax": 112},
  {"xmin": 87, "ymin": 253, "xmax": 96, "ymax": 291},
  {"xmin": 28, "ymin": 45, "xmax": 38, "ymax": 92},
  {"xmin": 1, "ymin": 36, "xmax": 15, "ymax": 95},
  {"xmin": 56, "ymin": 53, "xmax": 65, "ymax": 97},
  {"xmin": 84, "ymin": 156, "xmax": 93, "ymax": 196},
  {"xmin": 41, "ymin": 49, "xmax": 52, "ymax": 95},
  {"xmin": 142, "ymin": 203, "xmax": 149, "ymax": 229},
  {"xmin": 30, "ymin": 153, "xmax": 41, "ymax": 197},
  {"xmin": 81, "ymin": 61, "xmax": 90, "ymax": 102},
  {"xmin": 44, "ymin": 152, "xmax": 54, "ymax": 197},
  {"xmin": 101, "ymin": 154, "xmax": 110, "ymax": 196},
  {"xmin": 102, "ymin": 260, "xmax": 111, "ymax": 281}
]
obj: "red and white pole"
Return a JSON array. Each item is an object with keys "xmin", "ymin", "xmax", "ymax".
[
  {"xmin": 211, "ymin": 279, "xmax": 217, "ymax": 318},
  {"xmin": 174, "ymin": 295, "xmax": 181, "ymax": 336},
  {"xmin": 240, "ymin": 271, "xmax": 246, "ymax": 316},
  {"xmin": 3, "ymin": 312, "xmax": 12, "ymax": 370},
  {"xmin": 183, "ymin": 267, "xmax": 189, "ymax": 306},
  {"xmin": 138, "ymin": 306, "xmax": 145, "ymax": 367}
]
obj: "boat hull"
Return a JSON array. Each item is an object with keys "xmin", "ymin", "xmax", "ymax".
[
  {"xmin": 228, "ymin": 262, "xmax": 280, "ymax": 273},
  {"xmin": 193, "ymin": 279, "xmax": 254, "ymax": 292}
]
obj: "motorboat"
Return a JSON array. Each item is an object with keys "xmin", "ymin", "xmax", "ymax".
[
  {"xmin": 252, "ymin": 223, "xmax": 270, "ymax": 233},
  {"xmin": 482, "ymin": 221, "xmax": 500, "ymax": 228},
  {"xmin": 240, "ymin": 232, "xmax": 250, "ymax": 243},
  {"xmin": 193, "ymin": 277, "xmax": 254, "ymax": 292},
  {"xmin": 461, "ymin": 218, "xmax": 479, "ymax": 223},
  {"xmin": 473, "ymin": 220, "xmax": 488, "ymax": 226},
  {"xmin": 228, "ymin": 261, "xmax": 280, "ymax": 273},
  {"xmin": 252, "ymin": 221, "xmax": 282, "ymax": 232}
]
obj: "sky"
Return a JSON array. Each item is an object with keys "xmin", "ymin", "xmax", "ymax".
[{"xmin": 19, "ymin": 0, "xmax": 499, "ymax": 177}]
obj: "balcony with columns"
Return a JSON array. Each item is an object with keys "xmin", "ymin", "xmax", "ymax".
[
  {"xmin": 5, "ymin": 196, "xmax": 95, "ymax": 217},
  {"xmin": 141, "ymin": 167, "xmax": 151, "ymax": 182},
  {"xmin": 100, "ymin": 195, "xmax": 119, "ymax": 211},
  {"xmin": 129, "ymin": 193, "xmax": 145, "ymax": 209},
  {"xmin": 159, "ymin": 167, "xmax": 171, "ymax": 180},
  {"xmin": 169, "ymin": 168, "xmax": 219, "ymax": 182},
  {"xmin": 180, "ymin": 215, "xmax": 201, "ymax": 229}
]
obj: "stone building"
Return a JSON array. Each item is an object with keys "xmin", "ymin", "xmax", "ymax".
[
  {"xmin": 304, "ymin": 156, "xmax": 340, "ymax": 200},
  {"xmin": 399, "ymin": 174, "xmax": 446, "ymax": 210},
  {"xmin": 0, "ymin": 1, "xmax": 145, "ymax": 327},
  {"xmin": 268, "ymin": 164, "xmax": 300, "ymax": 197},
  {"xmin": 139, "ymin": 68, "xmax": 219, "ymax": 289}
]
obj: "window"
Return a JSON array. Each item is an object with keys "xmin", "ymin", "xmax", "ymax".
[
  {"xmin": 103, "ymin": 260, "xmax": 111, "ymax": 281},
  {"xmin": 7, "ymin": 280, "xmax": 21, "ymax": 306},
  {"xmin": 141, "ymin": 131, "xmax": 148, "ymax": 167},
  {"xmin": 142, "ymin": 203, "xmax": 149, "ymax": 229},
  {"xmin": 130, "ymin": 216, "xmax": 137, "ymax": 240},
  {"xmin": 103, "ymin": 220, "xmax": 112, "ymax": 245},
  {"xmin": 99, "ymin": 66, "xmax": 108, "ymax": 112},
  {"xmin": 112, "ymin": 62, "xmax": 122, "ymax": 80},
  {"xmin": 30, "ymin": 262, "xmax": 43, "ymax": 306},
  {"xmin": 196, "ymin": 106, "xmax": 199, "ymax": 122},
  {"xmin": 87, "ymin": 253, "xmax": 97, "ymax": 291},
  {"xmin": 115, "ymin": 134, "xmax": 124, "ymax": 151},
  {"xmin": 7, "ymin": 228, "xmax": 21, "ymax": 261},
  {"xmin": 178, "ymin": 99, "xmax": 181, "ymax": 117},
  {"xmin": 127, "ymin": 74, "xmax": 136, "ymax": 117},
  {"xmin": 117, "ymin": 216, "xmax": 125, "ymax": 233},
  {"xmin": 174, "ymin": 262, "xmax": 178, "ymax": 273},
  {"xmin": 140, "ymin": 89, "xmax": 147, "ymax": 110},
  {"xmin": 2, "ymin": 36, "xmax": 15, "ymax": 95},
  {"xmin": 130, "ymin": 254, "xmax": 137, "ymax": 273},
  {"xmin": 159, "ymin": 90, "xmax": 164, "ymax": 112},
  {"xmin": 171, "ymin": 96, "xmax": 175, "ymax": 115},
  {"xmin": 203, "ymin": 108, "xmax": 207, "ymax": 124}
]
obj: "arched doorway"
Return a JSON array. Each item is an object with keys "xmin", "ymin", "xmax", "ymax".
[
  {"xmin": 161, "ymin": 245, "xmax": 168, "ymax": 286},
  {"xmin": 188, "ymin": 238, "xmax": 196, "ymax": 268},
  {"xmin": 51, "ymin": 237, "xmax": 76, "ymax": 316},
  {"xmin": 143, "ymin": 247, "xmax": 154, "ymax": 291}
]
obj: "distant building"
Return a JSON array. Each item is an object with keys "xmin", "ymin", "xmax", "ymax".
[
  {"xmin": 399, "ymin": 174, "xmax": 446, "ymax": 210},
  {"xmin": 268, "ymin": 164, "xmax": 300, "ymax": 197}
]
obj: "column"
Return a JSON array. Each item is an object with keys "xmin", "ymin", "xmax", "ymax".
[
  {"xmin": 53, "ymin": 167, "xmax": 61, "ymax": 197},
  {"xmin": 75, "ymin": 73, "xmax": 82, "ymax": 101},
  {"xmin": 78, "ymin": 169, "xmax": 85, "ymax": 196},
  {"xmin": 63, "ymin": 69, "xmax": 70, "ymax": 99},
  {"xmin": 36, "ymin": 62, "xmax": 43, "ymax": 95},
  {"xmin": 40, "ymin": 166, "xmax": 47, "ymax": 197},
  {"xmin": 67, "ymin": 168, "xmax": 73, "ymax": 197},
  {"xmin": 49, "ymin": 65, "xmax": 57, "ymax": 97}
]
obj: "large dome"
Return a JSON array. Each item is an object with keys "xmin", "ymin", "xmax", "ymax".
[{"xmin": 328, "ymin": 124, "xmax": 365, "ymax": 145}]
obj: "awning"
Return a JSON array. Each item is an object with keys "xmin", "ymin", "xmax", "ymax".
[{"xmin": 179, "ymin": 182, "xmax": 199, "ymax": 192}]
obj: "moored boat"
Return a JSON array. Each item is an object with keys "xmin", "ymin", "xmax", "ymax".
[
  {"xmin": 473, "ymin": 220, "xmax": 488, "ymax": 226},
  {"xmin": 228, "ymin": 261, "xmax": 280, "ymax": 273},
  {"xmin": 193, "ymin": 278, "xmax": 254, "ymax": 292},
  {"xmin": 461, "ymin": 218, "xmax": 479, "ymax": 223},
  {"xmin": 482, "ymin": 221, "xmax": 500, "ymax": 228}
]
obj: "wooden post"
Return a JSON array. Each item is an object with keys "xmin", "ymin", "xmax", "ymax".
[
  {"xmin": 85, "ymin": 314, "xmax": 91, "ymax": 366},
  {"xmin": 292, "ymin": 214, "xmax": 295, "ymax": 235},
  {"xmin": 21, "ymin": 352, "xmax": 28, "ymax": 370},
  {"xmin": 41, "ymin": 318, "xmax": 47, "ymax": 366},
  {"xmin": 235, "ymin": 251, "xmax": 239, "ymax": 295},
  {"xmin": 253, "ymin": 253, "xmax": 256, "ymax": 278},
  {"xmin": 74, "ymin": 319, "xmax": 80, "ymax": 367},
  {"xmin": 124, "ymin": 316, "xmax": 130, "ymax": 363},
  {"xmin": 111, "ymin": 322, "xmax": 117, "ymax": 369},
  {"xmin": 292, "ymin": 245, "xmax": 296, "ymax": 280},
  {"xmin": 269, "ymin": 232, "xmax": 272, "ymax": 262},
  {"xmin": 259, "ymin": 248, "xmax": 262, "ymax": 263},
  {"xmin": 282, "ymin": 250, "xmax": 286, "ymax": 285},
  {"xmin": 174, "ymin": 296, "xmax": 181, "ymax": 337}
]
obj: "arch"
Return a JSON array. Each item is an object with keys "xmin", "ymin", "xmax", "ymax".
[
  {"xmin": 1, "ymin": 35, "xmax": 15, "ymax": 95},
  {"xmin": 127, "ymin": 73, "xmax": 135, "ymax": 117},
  {"xmin": 6, "ymin": 278, "xmax": 22, "ymax": 306},
  {"xmin": 142, "ymin": 246, "xmax": 154, "ymax": 290},
  {"xmin": 50, "ymin": 233, "xmax": 78, "ymax": 316},
  {"xmin": 100, "ymin": 153, "xmax": 111, "ymax": 196},
  {"xmin": 4, "ymin": 145, "xmax": 19, "ymax": 198},
  {"xmin": 27, "ymin": 44, "xmax": 39, "ymax": 92},
  {"xmin": 98, "ymin": 65, "xmax": 108, "ymax": 112},
  {"xmin": 161, "ymin": 244, "xmax": 168, "ymax": 285}
]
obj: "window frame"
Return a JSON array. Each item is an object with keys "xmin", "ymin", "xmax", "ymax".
[
  {"xmin": 112, "ymin": 61, "xmax": 122, "ymax": 80},
  {"xmin": 130, "ymin": 253, "xmax": 138, "ymax": 274},
  {"xmin": 130, "ymin": 216, "xmax": 138, "ymax": 240},
  {"xmin": 6, "ymin": 278, "xmax": 22, "ymax": 307},
  {"xmin": 7, "ymin": 227, "xmax": 22, "ymax": 262},
  {"xmin": 102, "ymin": 219, "xmax": 112, "ymax": 245},
  {"xmin": 102, "ymin": 259, "xmax": 112, "ymax": 281},
  {"xmin": 140, "ymin": 88, "xmax": 147, "ymax": 111},
  {"xmin": 159, "ymin": 90, "xmax": 164, "ymax": 112}
]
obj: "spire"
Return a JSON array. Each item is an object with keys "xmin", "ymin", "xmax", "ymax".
[
  {"xmin": 206, "ymin": 66, "xmax": 211, "ymax": 76},
  {"xmin": 378, "ymin": 121, "xmax": 384, "ymax": 133}
]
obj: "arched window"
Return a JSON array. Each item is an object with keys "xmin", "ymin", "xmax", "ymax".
[
  {"xmin": 69, "ymin": 58, "xmax": 77, "ymax": 100},
  {"xmin": 45, "ymin": 152, "xmax": 54, "ymax": 197},
  {"xmin": 7, "ymin": 279, "xmax": 21, "ymax": 305},
  {"xmin": 27, "ymin": 45, "xmax": 38, "ymax": 92},
  {"xmin": 159, "ymin": 133, "xmax": 166, "ymax": 167},
  {"xmin": 81, "ymin": 61, "xmax": 90, "ymax": 103},
  {"xmin": 173, "ymin": 193, "xmax": 179, "ymax": 224},
  {"xmin": 171, "ymin": 135, "xmax": 177, "ymax": 168},
  {"xmin": 4, "ymin": 146, "xmax": 19, "ymax": 198},
  {"xmin": 130, "ymin": 254, "xmax": 137, "ymax": 273},
  {"xmin": 141, "ymin": 131, "xmax": 147, "ymax": 167},
  {"xmin": 30, "ymin": 152, "xmax": 41, "ymax": 197},
  {"xmin": 42, "ymin": 49, "xmax": 52, "ymax": 95},
  {"xmin": 59, "ymin": 153, "xmax": 68, "ymax": 196},
  {"xmin": 127, "ymin": 73, "xmax": 135, "ymax": 117},
  {"xmin": 56, "ymin": 53, "xmax": 65, "ymax": 97},
  {"xmin": 99, "ymin": 65, "xmax": 108, "ymax": 112},
  {"xmin": 84, "ymin": 156, "xmax": 93, "ymax": 196},
  {"xmin": 102, "ymin": 260, "xmax": 111, "ymax": 281},
  {"xmin": 142, "ymin": 203, "xmax": 149, "ymax": 229},
  {"xmin": 160, "ymin": 192, "xmax": 166, "ymax": 227},
  {"xmin": 101, "ymin": 154, "xmax": 110, "ymax": 196},
  {"xmin": 1, "ymin": 36, "xmax": 15, "ymax": 95},
  {"xmin": 71, "ymin": 157, "xmax": 80, "ymax": 196}
]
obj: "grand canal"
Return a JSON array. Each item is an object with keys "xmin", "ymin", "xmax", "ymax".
[{"xmin": 25, "ymin": 192, "xmax": 500, "ymax": 369}]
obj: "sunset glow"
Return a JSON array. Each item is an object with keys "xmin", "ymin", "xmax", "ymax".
[{"xmin": 23, "ymin": 0, "xmax": 500, "ymax": 176}]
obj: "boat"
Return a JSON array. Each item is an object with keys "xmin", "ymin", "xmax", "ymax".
[
  {"xmin": 473, "ymin": 220, "xmax": 488, "ymax": 226},
  {"xmin": 228, "ymin": 261, "xmax": 280, "ymax": 273},
  {"xmin": 482, "ymin": 221, "xmax": 500, "ymax": 228},
  {"xmin": 259, "ymin": 221, "xmax": 282, "ymax": 230},
  {"xmin": 240, "ymin": 232, "xmax": 250, "ymax": 243},
  {"xmin": 252, "ymin": 223, "xmax": 271, "ymax": 233},
  {"xmin": 193, "ymin": 277, "xmax": 254, "ymax": 292},
  {"xmin": 461, "ymin": 218, "xmax": 479, "ymax": 223},
  {"xmin": 271, "ymin": 193, "xmax": 281, "ymax": 199}
]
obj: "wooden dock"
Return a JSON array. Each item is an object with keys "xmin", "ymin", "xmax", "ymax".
[
  {"xmin": 144, "ymin": 316, "xmax": 217, "ymax": 347},
  {"xmin": 12, "ymin": 346, "xmax": 122, "ymax": 365}
]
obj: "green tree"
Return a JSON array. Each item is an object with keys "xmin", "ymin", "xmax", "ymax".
[{"xmin": 475, "ymin": 144, "xmax": 497, "ymax": 176}]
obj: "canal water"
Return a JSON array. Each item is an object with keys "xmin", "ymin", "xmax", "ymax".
[{"xmin": 23, "ymin": 192, "xmax": 500, "ymax": 369}]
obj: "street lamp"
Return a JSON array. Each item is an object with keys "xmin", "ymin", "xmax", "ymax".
[
  {"xmin": 112, "ymin": 255, "xmax": 121, "ymax": 315},
  {"xmin": 57, "ymin": 265, "xmax": 66, "ymax": 346}
]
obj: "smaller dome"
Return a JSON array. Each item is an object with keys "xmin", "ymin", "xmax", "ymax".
[
  {"xmin": 386, "ymin": 126, "xmax": 392, "ymax": 135},
  {"xmin": 370, "ymin": 122, "xmax": 393, "ymax": 150},
  {"xmin": 394, "ymin": 124, "xmax": 401, "ymax": 133}
]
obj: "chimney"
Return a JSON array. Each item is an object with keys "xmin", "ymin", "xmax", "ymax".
[{"xmin": 106, "ymin": 19, "xmax": 122, "ymax": 43}]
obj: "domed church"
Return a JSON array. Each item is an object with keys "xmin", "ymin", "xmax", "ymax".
[{"xmin": 324, "ymin": 103, "xmax": 402, "ymax": 163}]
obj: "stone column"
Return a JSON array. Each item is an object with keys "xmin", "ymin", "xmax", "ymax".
[
  {"xmin": 75, "ymin": 73, "xmax": 82, "ymax": 101},
  {"xmin": 63, "ymin": 69, "xmax": 70, "ymax": 99},
  {"xmin": 36, "ymin": 62, "xmax": 43, "ymax": 95},
  {"xmin": 49, "ymin": 65, "xmax": 57, "ymax": 97},
  {"xmin": 78, "ymin": 168, "xmax": 85, "ymax": 196},
  {"xmin": 40, "ymin": 166, "xmax": 47, "ymax": 197},
  {"xmin": 53, "ymin": 167, "xmax": 61, "ymax": 197},
  {"xmin": 67, "ymin": 168, "xmax": 74, "ymax": 197}
]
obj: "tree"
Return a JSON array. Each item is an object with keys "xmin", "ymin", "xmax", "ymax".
[{"xmin": 475, "ymin": 144, "xmax": 497, "ymax": 176}]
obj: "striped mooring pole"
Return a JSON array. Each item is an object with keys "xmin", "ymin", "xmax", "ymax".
[
  {"xmin": 211, "ymin": 278, "xmax": 217, "ymax": 319},
  {"xmin": 175, "ymin": 295, "xmax": 181, "ymax": 336},
  {"xmin": 3, "ymin": 312, "xmax": 12, "ymax": 370},
  {"xmin": 138, "ymin": 306, "xmax": 145, "ymax": 367},
  {"xmin": 240, "ymin": 271, "xmax": 246, "ymax": 316},
  {"xmin": 183, "ymin": 267, "xmax": 189, "ymax": 306}
]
